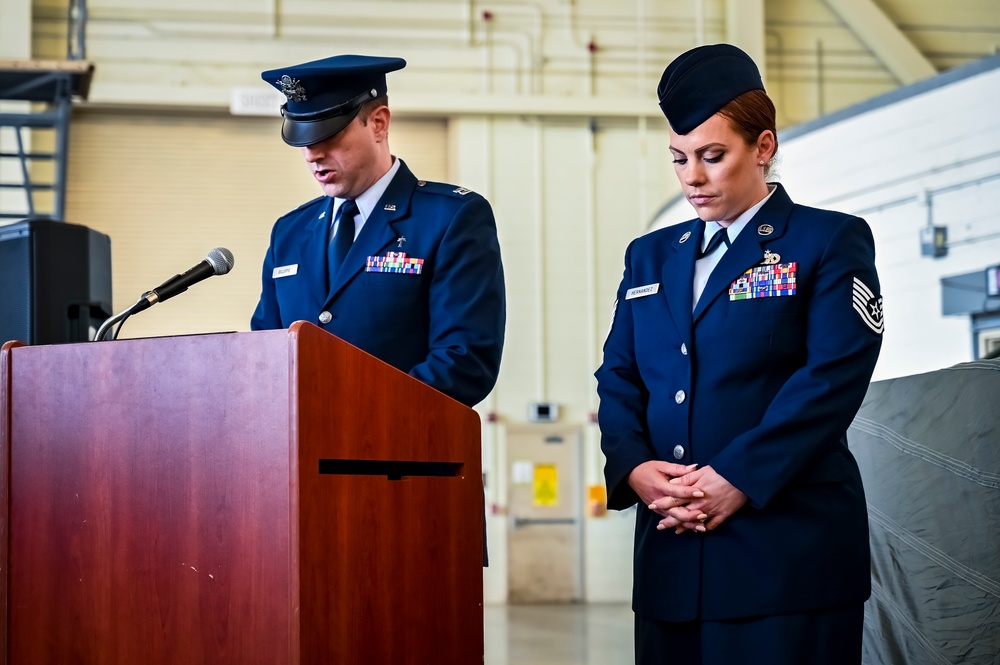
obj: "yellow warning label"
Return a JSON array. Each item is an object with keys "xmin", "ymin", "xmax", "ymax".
[{"xmin": 533, "ymin": 464, "xmax": 558, "ymax": 506}]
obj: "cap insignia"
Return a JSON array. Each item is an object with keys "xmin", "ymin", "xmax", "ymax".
[{"xmin": 276, "ymin": 75, "xmax": 308, "ymax": 102}]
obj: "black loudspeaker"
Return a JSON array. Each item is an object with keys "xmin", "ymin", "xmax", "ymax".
[{"xmin": 0, "ymin": 219, "xmax": 112, "ymax": 345}]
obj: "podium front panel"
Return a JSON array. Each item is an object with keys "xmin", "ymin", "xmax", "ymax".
[{"xmin": 3, "ymin": 333, "xmax": 295, "ymax": 663}]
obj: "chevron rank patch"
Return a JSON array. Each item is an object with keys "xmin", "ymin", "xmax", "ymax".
[
  {"xmin": 730, "ymin": 263, "xmax": 797, "ymax": 300},
  {"xmin": 852, "ymin": 277, "xmax": 884, "ymax": 334},
  {"xmin": 366, "ymin": 252, "xmax": 424, "ymax": 275}
]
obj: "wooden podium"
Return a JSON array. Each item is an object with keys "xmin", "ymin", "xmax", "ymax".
[{"xmin": 0, "ymin": 322, "xmax": 484, "ymax": 664}]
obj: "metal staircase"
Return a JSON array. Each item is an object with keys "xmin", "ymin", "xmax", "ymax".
[{"xmin": 0, "ymin": 0, "xmax": 92, "ymax": 221}]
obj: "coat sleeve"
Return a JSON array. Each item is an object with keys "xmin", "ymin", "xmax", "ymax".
[
  {"xmin": 250, "ymin": 222, "xmax": 282, "ymax": 331},
  {"xmin": 709, "ymin": 215, "xmax": 883, "ymax": 509},
  {"xmin": 408, "ymin": 196, "xmax": 506, "ymax": 407},
  {"xmin": 595, "ymin": 241, "xmax": 658, "ymax": 510}
]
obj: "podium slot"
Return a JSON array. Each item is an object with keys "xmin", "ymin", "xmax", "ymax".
[{"xmin": 318, "ymin": 458, "xmax": 463, "ymax": 480}]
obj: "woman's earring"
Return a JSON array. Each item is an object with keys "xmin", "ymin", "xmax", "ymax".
[{"xmin": 758, "ymin": 161, "xmax": 765, "ymax": 166}]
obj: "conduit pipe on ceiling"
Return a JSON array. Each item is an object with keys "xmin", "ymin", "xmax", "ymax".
[
  {"xmin": 562, "ymin": 0, "xmax": 596, "ymax": 96},
  {"xmin": 484, "ymin": 15, "xmax": 495, "ymax": 93},
  {"xmin": 465, "ymin": 0, "xmax": 543, "ymax": 94},
  {"xmin": 471, "ymin": 0, "xmax": 543, "ymax": 93},
  {"xmin": 480, "ymin": 14, "xmax": 535, "ymax": 94}
]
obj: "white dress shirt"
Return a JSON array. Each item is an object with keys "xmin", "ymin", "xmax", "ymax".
[{"xmin": 331, "ymin": 155, "xmax": 402, "ymax": 240}]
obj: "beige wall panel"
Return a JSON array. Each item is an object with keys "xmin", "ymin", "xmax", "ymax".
[
  {"xmin": 539, "ymin": 121, "xmax": 593, "ymax": 416},
  {"xmin": 64, "ymin": 109, "xmax": 446, "ymax": 339},
  {"xmin": 485, "ymin": 117, "xmax": 541, "ymax": 416}
]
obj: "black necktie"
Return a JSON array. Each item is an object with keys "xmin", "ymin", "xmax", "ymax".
[
  {"xmin": 699, "ymin": 227, "xmax": 730, "ymax": 259},
  {"xmin": 328, "ymin": 199, "xmax": 358, "ymax": 288}
]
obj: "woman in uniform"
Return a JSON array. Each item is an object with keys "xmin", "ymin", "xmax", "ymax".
[{"xmin": 596, "ymin": 43, "xmax": 884, "ymax": 664}]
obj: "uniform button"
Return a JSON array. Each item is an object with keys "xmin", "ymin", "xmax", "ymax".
[
  {"xmin": 675, "ymin": 390, "xmax": 686, "ymax": 404},
  {"xmin": 318, "ymin": 311, "xmax": 332, "ymax": 324},
  {"xmin": 673, "ymin": 445, "xmax": 685, "ymax": 459},
  {"xmin": 680, "ymin": 343, "xmax": 688, "ymax": 356}
]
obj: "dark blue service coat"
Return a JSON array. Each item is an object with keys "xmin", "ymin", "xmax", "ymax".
[
  {"xmin": 597, "ymin": 184, "xmax": 883, "ymax": 622},
  {"xmin": 251, "ymin": 160, "xmax": 505, "ymax": 407}
]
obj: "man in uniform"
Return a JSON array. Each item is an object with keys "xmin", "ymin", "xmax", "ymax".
[{"xmin": 251, "ymin": 55, "xmax": 505, "ymax": 407}]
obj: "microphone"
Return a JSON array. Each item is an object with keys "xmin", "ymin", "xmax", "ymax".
[
  {"xmin": 95, "ymin": 248, "xmax": 235, "ymax": 341},
  {"xmin": 130, "ymin": 247, "xmax": 235, "ymax": 315}
]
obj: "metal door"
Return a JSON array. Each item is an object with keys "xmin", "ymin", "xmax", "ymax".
[{"xmin": 506, "ymin": 425, "xmax": 583, "ymax": 603}]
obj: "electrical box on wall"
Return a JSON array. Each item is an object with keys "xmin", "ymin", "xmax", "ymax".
[
  {"xmin": 920, "ymin": 225, "xmax": 948, "ymax": 258},
  {"xmin": 527, "ymin": 402, "xmax": 559, "ymax": 423}
]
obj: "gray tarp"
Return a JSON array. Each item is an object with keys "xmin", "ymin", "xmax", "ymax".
[{"xmin": 849, "ymin": 360, "xmax": 1000, "ymax": 664}]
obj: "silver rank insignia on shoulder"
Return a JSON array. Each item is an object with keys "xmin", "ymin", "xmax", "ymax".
[
  {"xmin": 396, "ymin": 236, "xmax": 406, "ymax": 247},
  {"xmin": 453, "ymin": 187, "xmax": 472, "ymax": 195},
  {"xmin": 758, "ymin": 223, "xmax": 774, "ymax": 236},
  {"xmin": 679, "ymin": 231, "xmax": 691, "ymax": 243},
  {"xmin": 276, "ymin": 75, "xmax": 307, "ymax": 102},
  {"xmin": 417, "ymin": 180, "xmax": 426, "ymax": 187},
  {"xmin": 762, "ymin": 249, "xmax": 780, "ymax": 265},
  {"xmin": 384, "ymin": 203, "xmax": 397, "ymax": 211}
]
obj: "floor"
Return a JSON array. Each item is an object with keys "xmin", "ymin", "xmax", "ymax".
[{"xmin": 484, "ymin": 603, "xmax": 634, "ymax": 665}]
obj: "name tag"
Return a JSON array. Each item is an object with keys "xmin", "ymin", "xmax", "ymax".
[
  {"xmin": 626, "ymin": 283, "xmax": 660, "ymax": 300},
  {"xmin": 272, "ymin": 264, "xmax": 298, "ymax": 279}
]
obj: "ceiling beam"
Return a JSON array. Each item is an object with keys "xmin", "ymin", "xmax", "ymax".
[{"xmin": 822, "ymin": 0, "xmax": 937, "ymax": 84}]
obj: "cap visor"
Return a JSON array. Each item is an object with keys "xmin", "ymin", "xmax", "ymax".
[{"xmin": 280, "ymin": 109, "xmax": 358, "ymax": 147}]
